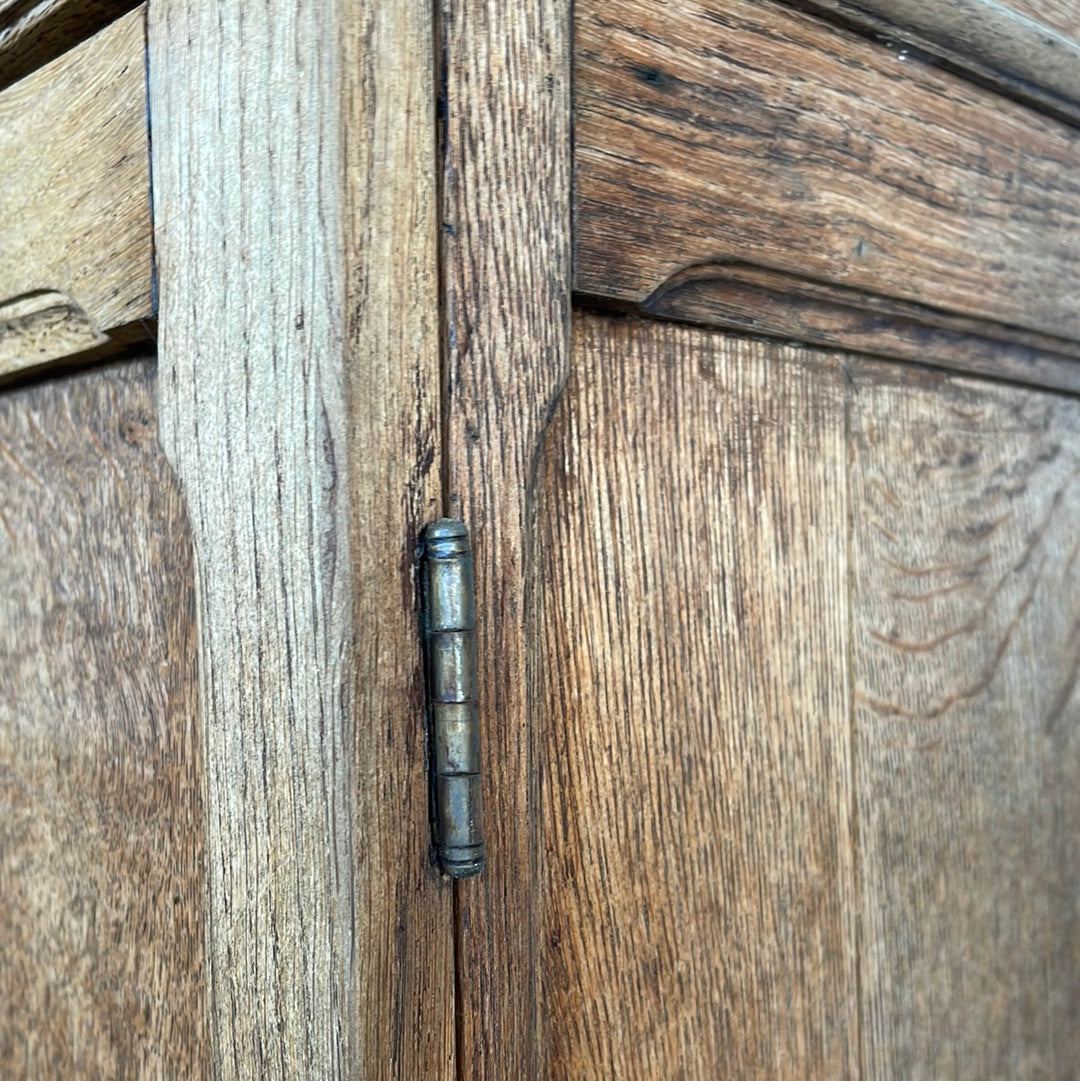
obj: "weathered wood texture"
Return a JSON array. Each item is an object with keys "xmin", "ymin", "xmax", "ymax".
[
  {"xmin": 644, "ymin": 264, "xmax": 1080, "ymax": 394},
  {"xmin": 0, "ymin": 8, "xmax": 152, "ymax": 381},
  {"xmin": 149, "ymin": 1, "xmax": 453, "ymax": 1077},
  {"xmin": 437, "ymin": 0, "xmax": 572, "ymax": 1077},
  {"xmin": 575, "ymin": 0, "xmax": 1080, "ymax": 344},
  {"xmin": 536, "ymin": 314, "xmax": 857, "ymax": 1079},
  {"xmin": 802, "ymin": 0, "xmax": 1080, "ymax": 123},
  {"xmin": 850, "ymin": 359, "xmax": 1080, "ymax": 1078},
  {"xmin": 0, "ymin": 359, "xmax": 207, "ymax": 1079},
  {"xmin": 0, "ymin": 0, "xmax": 138, "ymax": 90}
]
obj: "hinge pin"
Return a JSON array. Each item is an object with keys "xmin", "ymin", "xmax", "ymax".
[{"xmin": 422, "ymin": 518, "xmax": 485, "ymax": 878}]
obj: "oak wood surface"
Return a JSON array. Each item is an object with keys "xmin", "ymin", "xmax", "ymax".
[
  {"xmin": 0, "ymin": 358, "xmax": 207, "ymax": 1080},
  {"xmin": 850, "ymin": 359, "xmax": 1080, "ymax": 1078},
  {"xmin": 1006, "ymin": 0, "xmax": 1079, "ymax": 40},
  {"xmin": 0, "ymin": 7, "xmax": 152, "ymax": 381},
  {"xmin": 0, "ymin": 0, "xmax": 137, "ymax": 90},
  {"xmin": 536, "ymin": 314, "xmax": 857, "ymax": 1079},
  {"xmin": 148, "ymin": 1, "xmax": 453, "ymax": 1077},
  {"xmin": 437, "ymin": 1, "xmax": 572, "ymax": 1077},
  {"xmin": 801, "ymin": 0, "xmax": 1080, "ymax": 122},
  {"xmin": 643, "ymin": 263, "xmax": 1080, "ymax": 394},
  {"xmin": 575, "ymin": 0, "xmax": 1080, "ymax": 345}
]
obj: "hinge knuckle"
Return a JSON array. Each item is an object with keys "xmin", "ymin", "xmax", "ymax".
[{"xmin": 422, "ymin": 518, "xmax": 485, "ymax": 878}]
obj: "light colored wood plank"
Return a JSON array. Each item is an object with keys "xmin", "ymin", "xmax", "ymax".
[
  {"xmin": 850, "ymin": 361, "xmax": 1080, "ymax": 1077},
  {"xmin": 148, "ymin": 1, "xmax": 453, "ymax": 1077},
  {"xmin": 0, "ymin": 358, "xmax": 208, "ymax": 1079},
  {"xmin": 0, "ymin": 8, "xmax": 152, "ymax": 379},
  {"xmin": 534, "ymin": 314, "xmax": 857, "ymax": 1079},
  {"xmin": 805, "ymin": 0, "xmax": 1080, "ymax": 122},
  {"xmin": 437, "ymin": 0, "xmax": 572, "ymax": 1075},
  {"xmin": 575, "ymin": 0, "xmax": 1080, "ymax": 342},
  {"xmin": 0, "ymin": 0, "xmax": 137, "ymax": 90}
]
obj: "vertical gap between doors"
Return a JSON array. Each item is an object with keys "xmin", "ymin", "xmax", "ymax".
[
  {"xmin": 430, "ymin": 2, "xmax": 466, "ymax": 1080},
  {"xmin": 843, "ymin": 361, "xmax": 866, "ymax": 1081}
]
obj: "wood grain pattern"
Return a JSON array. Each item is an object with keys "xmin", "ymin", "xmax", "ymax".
[
  {"xmin": 0, "ymin": 0, "xmax": 137, "ymax": 90},
  {"xmin": 148, "ymin": 1, "xmax": 452, "ymax": 1077},
  {"xmin": 802, "ymin": 0, "xmax": 1080, "ymax": 122},
  {"xmin": 575, "ymin": 0, "xmax": 1080, "ymax": 343},
  {"xmin": 1005, "ymin": 0, "xmax": 1080, "ymax": 42},
  {"xmin": 644, "ymin": 263, "xmax": 1080, "ymax": 394},
  {"xmin": 850, "ymin": 360, "xmax": 1080, "ymax": 1078},
  {"xmin": 437, "ymin": 0, "xmax": 572, "ymax": 1076},
  {"xmin": 0, "ymin": 7, "xmax": 152, "ymax": 381},
  {"xmin": 535, "ymin": 314, "xmax": 857, "ymax": 1079},
  {"xmin": 0, "ymin": 358, "xmax": 207, "ymax": 1079}
]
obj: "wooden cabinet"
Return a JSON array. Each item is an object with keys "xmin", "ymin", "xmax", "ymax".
[{"xmin": 0, "ymin": 2, "xmax": 1077, "ymax": 1078}]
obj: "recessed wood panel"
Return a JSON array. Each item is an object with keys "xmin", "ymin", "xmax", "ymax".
[
  {"xmin": 0, "ymin": 359, "xmax": 207, "ymax": 1078},
  {"xmin": 0, "ymin": 8, "xmax": 152, "ymax": 381},
  {"xmin": 535, "ymin": 314, "xmax": 856, "ymax": 1079},
  {"xmin": 575, "ymin": 0, "xmax": 1080, "ymax": 346},
  {"xmin": 850, "ymin": 360, "xmax": 1080, "ymax": 1078}
]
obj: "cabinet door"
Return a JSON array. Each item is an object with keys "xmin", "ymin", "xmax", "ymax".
[
  {"xmin": 517, "ymin": 313, "xmax": 1079, "ymax": 1079},
  {"xmin": 446, "ymin": 2, "xmax": 1080, "ymax": 1075}
]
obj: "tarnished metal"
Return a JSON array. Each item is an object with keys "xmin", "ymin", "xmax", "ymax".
[{"xmin": 422, "ymin": 518, "xmax": 485, "ymax": 878}]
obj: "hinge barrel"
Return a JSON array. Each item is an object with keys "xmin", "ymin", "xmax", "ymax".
[{"xmin": 422, "ymin": 519, "xmax": 485, "ymax": 878}]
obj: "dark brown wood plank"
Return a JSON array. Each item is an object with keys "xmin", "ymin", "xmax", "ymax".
[
  {"xmin": 0, "ymin": 358, "xmax": 208, "ymax": 1078},
  {"xmin": 850, "ymin": 360, "xmax": 1080, "ymax": 1077},
  {"xmin": 644, "ymin": 263, "xmax": 1080, "ymax": 394},
  {"xmin": 534, "ymin": 313, "xmax": 857, "ymax": 1079},
  {"xmin": 437, "ymin": 1, "xmax": 572, "ymax": 1077},
  {"xmin": 575, "ymin": 0, "xmax": 1080, "ymax": 344}
]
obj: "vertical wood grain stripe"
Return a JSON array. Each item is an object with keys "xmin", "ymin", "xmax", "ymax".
[
  {"xmin": 148, "ymin": 1, "xmax": 452, "ymax": 1076},
  {"xmin": 437, "ymin": 0, "xmax": 572, "ymax": 1076}
]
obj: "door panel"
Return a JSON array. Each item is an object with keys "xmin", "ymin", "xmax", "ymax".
[
  {"xmin": 0, "ymin": 358, "xmax": 207, "ymax": 1078},
  {"xmin": 532, "ymin": 313, "xmax": 1080, "ymax": 1079},
  {"xmin": 850, "ymin": 360, "xmax": 1080, "ymax": 1077},
  {"xmin": 536, "ymin": 314, "xmax": 857, "ymax": 1079}
]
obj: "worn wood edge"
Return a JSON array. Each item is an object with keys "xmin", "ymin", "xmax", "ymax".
[
  {"xmin": 438, "ymin": 0, "xmax": 572, "ymax": 1076},
  {"xmin": 148, "ymin": 0, "xmax": 452, "ymax": 1077},
  {"xmin": 618, "ymin": 262, "xmax": 1080, "ymax": 394},
  {"xmin": 794, "ymin": 0, "xmax": 1080, "ymax": 125},
  {"xmin": 0, "ymin": 0, "xmax": 139, "ymax": 90},
  {"xmin": 0, "ymin": 8, "xmax": 153, "ymax": 378}
]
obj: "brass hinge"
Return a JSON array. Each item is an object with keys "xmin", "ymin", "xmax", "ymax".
[{"xmin": 421, "ymin": 519, "xmax": 485, "ymax": 878}]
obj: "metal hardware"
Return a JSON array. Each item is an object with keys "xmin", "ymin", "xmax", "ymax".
[{"xmin": 422, "ymin": 518, "xmax": 485, "ymax": 878}]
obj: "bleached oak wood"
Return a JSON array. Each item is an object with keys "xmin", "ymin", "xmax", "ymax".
[
  {"xmin": 536, "ymin": 314, "xmax": 858, "ymax": 1079},
  {"xmin": 575, "ymin": 0, "xmax": 1080, "ymax": 345},
  {"xmin": 0, "ymin": 0, "xmax": 136, "ymax": 90},
  {"xmin": 148, "ymin": 1, "xmax": 453, "ymax": 1077},
  {"xmin": 0, "ymin": 7, "xmax": 152, "ymax": 380},
  {"xmin": 850, "ymin": 359, "xmax": 1080, "ymax": 1078},
  {"xmin": 0, "ymin": 358, "xmax": 208, "ymax": 1079},
  {"xmin": 437, "ymin": 0, "xmax": 572, "ymax": 1076}
]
